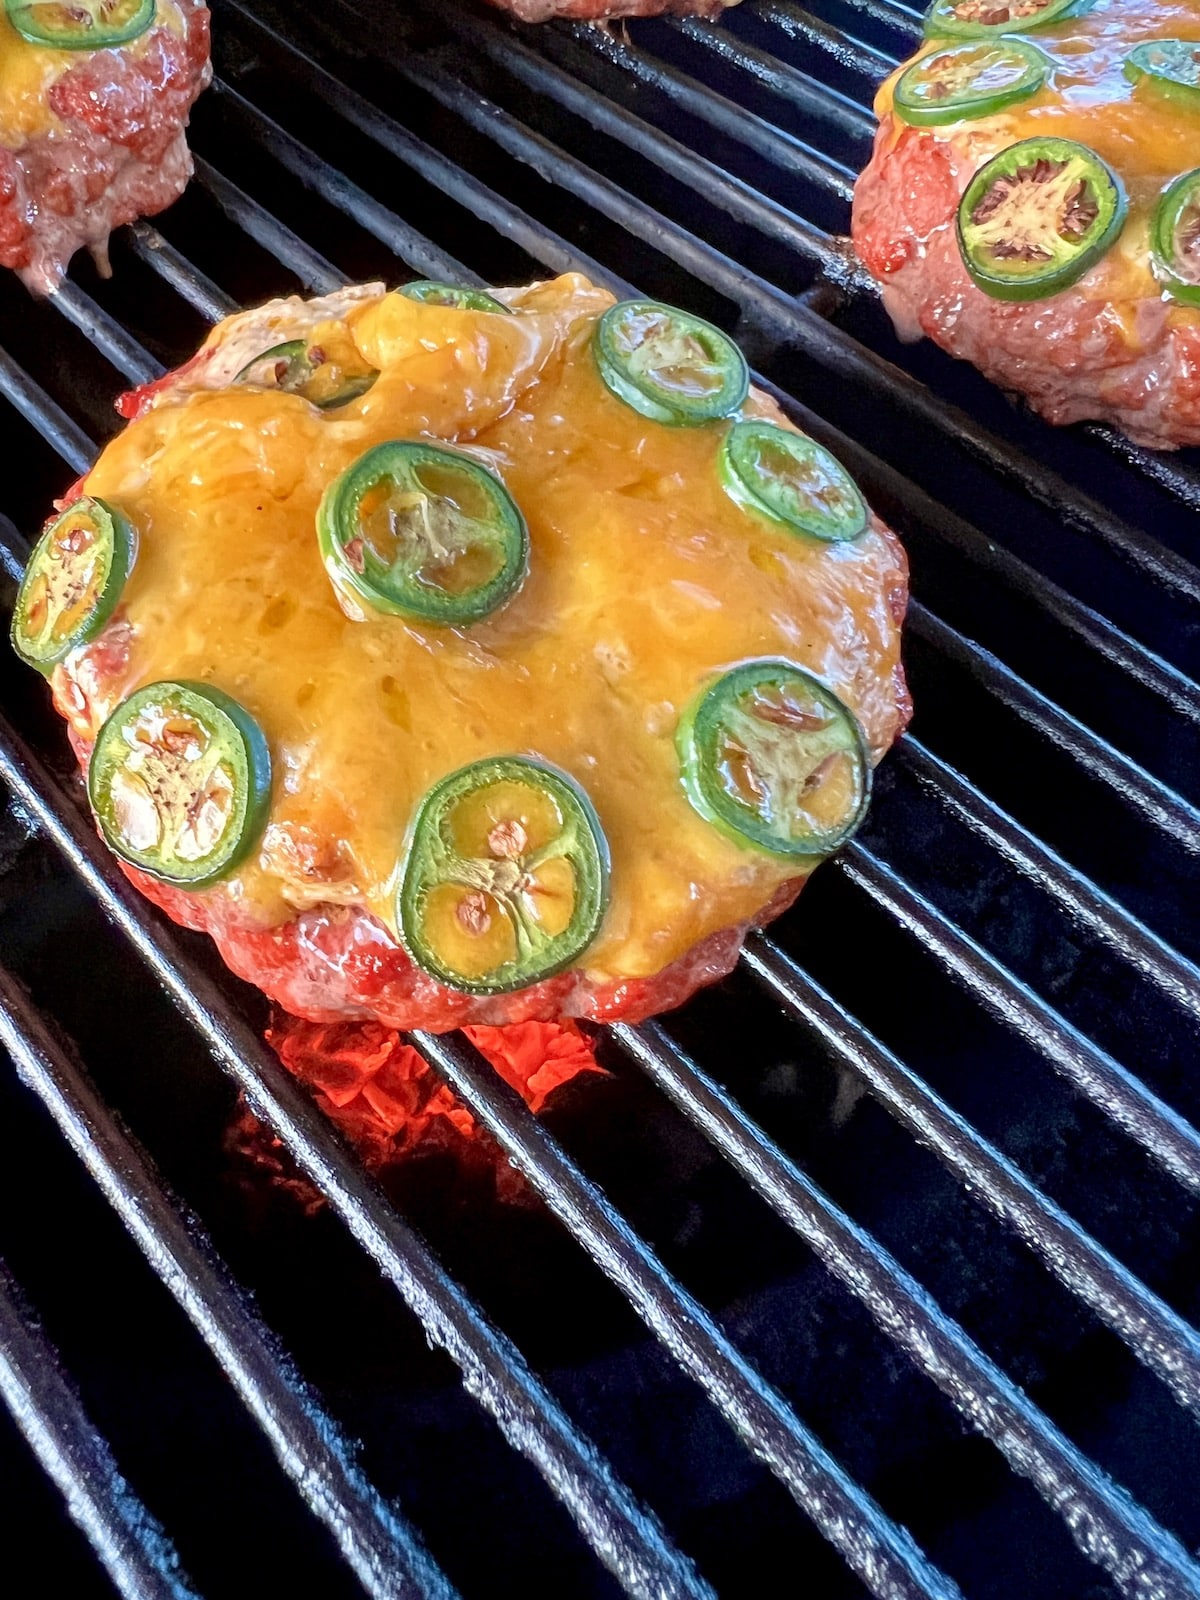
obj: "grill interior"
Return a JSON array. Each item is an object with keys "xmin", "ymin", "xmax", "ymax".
[{"xmin": 1, "ymin": 2, "xmax": 1199, "ymax": 1596}]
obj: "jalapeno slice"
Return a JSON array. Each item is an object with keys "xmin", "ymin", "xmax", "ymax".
[
  {"xmin": 719, "ymin": 421, "xmax": 868, "ymax": 544},
  {"xmin": 1124, "ymin": 40, "xmax": 1200, "ymax": 113},
  {"xmin": 5, "ymin": 0, "xmax": 155, "ymax": 49},
  {"xmin": 677, "ymin": 660, "xmax": 870, "ymax": 858},
  {"xmin": 923, "ymin": 0, "xmax": 1088, "ymax": 40},
  {"xmin": 398, "ymin": 756, "xmax": 610, "ymax": 994},
  {"xmin": 1151, "ymin": 169, "xmax": 1200, "ymax": 308},
  {"xmin": 594, "ymin": 300, "xmax": 749, "ymax": 427},
  {"xmin": 11, "ymin": 497, "xmax": 135, "ymax": 673},
  {"xmin": 894, "ymin": 39, "xmax": 1049, "ymax": 126},
  {"xmin": 234, "ymin": 339, "xmax": 378, "ymax": 409},
  {"xmin": 400, "ymin": 282, "xmax": 512, "ymax": 314},
  {"xmin": 957, "ymin": 137, "xmax": 1126, "ymax": 301},
  {"xmin": 88, "ymin": 682, "xmax": 272, "ymax": 888},
  {"xmin": 317, "ymin": 441, "xmax": 529, "ymax": 627}
]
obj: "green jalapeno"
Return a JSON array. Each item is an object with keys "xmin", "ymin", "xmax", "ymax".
[
  {"xmin": 234, "ymin": 339, "xmax": 378, "ymax": 409},
  {"xmin": 400, "ymin": 282, "xmax": 512, "ymax": 313},
  {"xmin": 11, "ymin": 497, "xmax": 135, "ymax": 673},
  {"xmin": 88, "ymin": 681, "xmax": 272, "ymax": 888},
  {"xmin": 957, "ymin": 137, "xmax": 1126, "ymax": 301},
  {"xmin": 1151, "ymin": 169, "xmax": 1200, "ymax": 308},
  {"xmin": 398, "ymin": 756, "xmax": 610, "ymax": 994},
  {"xmin": 677, "ymin": 660, "xmax": 870, "ymax": 858},
  {"xmin": 594, "ymin": 300, "xmax": 749, "ymax": 427},
  {"xmin": 317, "ymin": 440, "xmax": 529, "ymax": 627},
  {"xmin": 894, "ymin": 38, "xmax": 1050, "ymax": 126},
  {"xmin": 5, "ymin": 0, "xmax": 155, "ymax": 49},
  {"xmin": 719, "ymin": 420, "xmax": 868, "ymax": 543},
  {"xmin": 923, "ymin": 0, "xmax": 1089, "ymax": 41},
  {"xmin": 1124, "ymin": 40, "xmax": 1200, "ymax": 113}
]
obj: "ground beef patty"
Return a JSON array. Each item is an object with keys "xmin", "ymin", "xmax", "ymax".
[
  {"xmin": 27, "ymin": 275, "xmax": 909, "ymax": 1030},
  {"xmin": 0, "ymin": 0, "xmax": 210, "ymax": 294},
  {"xmin": 852, "ymin": 0, "xmax": 1200, "ymax": 451},
  {"xmin": 484, "ymin": 0, "xmax": 737, "ymax": 20}
]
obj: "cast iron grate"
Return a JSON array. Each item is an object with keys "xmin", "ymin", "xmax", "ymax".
[{"xmin": 0, "ymin": 2, "xmax": 1198, "ymax": 1596}]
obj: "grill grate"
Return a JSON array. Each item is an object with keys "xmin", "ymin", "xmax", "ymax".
[{"xmin": 0, "ymin": 1, "xmax": 1198, "ymax": 1596}]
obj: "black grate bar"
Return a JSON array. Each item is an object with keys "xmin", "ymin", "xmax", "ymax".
[
  {"xmin": 742, "ymin": 935, "xmax": 1200, "ymax": 1417},
  {"xmin": 908, "ymin": 602, "xmax": 1200, "ymax": 854},
  {"xmin": 0, "ymin": 1256, "xmax": 198, "ymax": 1600},
  {"xmin": 0, "ymin": 969, "xmax": 459, "ymax": 1600},
  {"xmin": 898, "ymin": 739, "xmax": 1200, "ymax": 1023},
  {"xmin": 412, "ymin": 1029, "xmax": 965, "ymax": 1600},
  {"xmin": 191, "ymin": 156, "xmax": 345, "ymax": 296},
  {"xmin": 756, "ymin": 0, "xmax": 898, "ymax": 73},
  {"xmin": 613, "ymin": 1018, "xmax": 1200, "ymax": 1600},
  {"xmin": 0, "ymin": 715, "xmax": 714, "ymax": 1600},
  {"xmin": 52, "ymin": 282, "xmax": 164, "ymax": 386},
  {"xmin": 840, "ymin": 843, "xmax": 1200, "ymax": 1190},
  {"xmin": 0, "ymin": 347, "xmax": 93, "ymax": 477},
  {"xmin": 125, "ymin": 223, "xmax": 236, "ymax": 321}
]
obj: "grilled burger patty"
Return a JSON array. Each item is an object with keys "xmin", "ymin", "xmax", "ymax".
[
  {"xmin": 852, "ymin": 0, "xmax": 1200, "ymax": 451},
  {"xmin": 484, "ymin": 0, "xmax": 738, "ymax": 20},
  {"xmin": 20, "ymin": 274, "xmax": 909, "ymax": 1030},
  {"xmin": 0, "ymin": 0, "xmax": 210, "ymax": 294}
]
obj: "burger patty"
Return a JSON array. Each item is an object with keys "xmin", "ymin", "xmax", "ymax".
[
  {"xmin": 851, "ymin": 0, "xmax": 1200, "ymax": 451},
  {"xmin": 0, "ymin": 2, "xmax": 210, "ymax": 294},
  {"xmin": 35, "ymin": 276, "xmax": 910, "ymax": 1030},
  {"xmin": 484, "ymin": 0, "xmax": 738, "ymax": 21}
]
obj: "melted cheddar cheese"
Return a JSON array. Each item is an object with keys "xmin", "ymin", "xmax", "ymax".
[
  {"xmin": 0, "ymin": 0, "xmax": 186, "ymax": 147},
  {"xmin": 66, "ymin": 275, "xmax": 908, "ymax": 984},
  {"xmin": 875, "ymin": 0, "xmax": 1200, "ymax": 306}
]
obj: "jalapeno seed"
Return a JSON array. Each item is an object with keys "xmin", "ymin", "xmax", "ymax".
[
  {"xmin": 719, "ymin": 421, "xmax": 868, "ymax": 543},
  {"xmin": 398, "ymin": 756, "xmax": 610, "ymax": 994},
  {"xmin": 11, "ymin": 497, "xmax": 135, "ymax": 673},
  {"xmin": 1151, "ymin": 170, "xmax": 1200, "ymax": 307},
  {"xmin": 894, "ymin": 38, "xmax": 1050, "ymax": 126},
  {"xmin": 234, "ymin": 337, "xmax": 378, "ymax": 409},
  {"xmin": 317, "ymin": 440, "xmax": 529, "ymax": 627},
  {"xmin": 5, "ymin": 0, "xmax": 155, "ymax": 48},
  {"xmin": 88, "ymin": 682, "xmax": 272, "ymax": 888},
  {"xmin": 677, "ymin": 660, "xmax": 870, "ymax": 858},
  {"xmin": 400, "ymin": 282, "xmax": 512, "ymax": 313},
  {"xmin": 957, "ymin": 137, "xmax": 1126, "ymax": 301},
  {"xmin": 593, "ymin": 300, "xmax": 749, "ymax": 427}
]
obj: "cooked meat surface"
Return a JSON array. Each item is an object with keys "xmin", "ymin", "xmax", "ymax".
[
  {"xmin": 484, "ymin": 0, "xmax": 737, "ymax": 19},
  {"xmin": 32, "ymin": 275, "xmax": 909, "ymax": 1030},
  {"xmin": 0, "ymin": 1, "xmax": 210, "ymax": 294},
  {"xmin": 852, "ymin": 0, "xmax": 1200, "ymax": 450}
]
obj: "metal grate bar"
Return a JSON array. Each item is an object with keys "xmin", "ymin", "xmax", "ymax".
[
  {"xmin": 0, "ymin": 347, "xmax": 93, "ymax": 476},
  {"xmin": 412, "ymin": 1030, "xmax": 964, "ymax": 1600},
  {"xmin": 0, "ymin": 1256, "xmax": 198, "ymax": 1600},
  {"xmin": 52, "ymin": 282, "xmax": 164, "ymax": 386},
  {"xmin": 0, "ymin": 969, "xmax": 458, "ymax": 1600},
  {"xmin": 0, "ymin": 709, "xmax": 713, "ymax": 1600},
  {"xmin": 839, "ymin": 844, "xmax": 1200, "ymax": 1191},
  {"xmin": 191, "ymin": 155, "xmax": 345, "ymax": 296},
  {"xmin": 124, "ymin": 223, "xmax": 236, "ymax": 322},
  {"xmin": 613, "ymin": 1018, "xmax": 1200, "ymax": 1600},
  {"xmin": 742, "ymin": 935, "xmax": 1200, "ymax": 1415}
]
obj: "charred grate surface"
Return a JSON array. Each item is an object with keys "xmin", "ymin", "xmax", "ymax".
[{"xmin": 0, "ymin": 1, "xmax": 1198, "ymax": 1597}]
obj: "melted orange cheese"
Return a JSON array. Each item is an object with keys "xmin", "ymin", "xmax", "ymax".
[
  {"xmin": 0, "ymin": 1, "xmax": 186, "ymax": 147},
  {"xmin": 73, "ymin": 276, "xmax": 907, "ymax": 983},
  {"xmin": 876, "ymin": 0, "xmax": 1200, "ymax": 305}
]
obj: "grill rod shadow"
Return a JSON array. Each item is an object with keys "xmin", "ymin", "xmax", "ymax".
[{"xmin": 0, "ymin": 1255, "xmax": 199, "ymax": 1600}]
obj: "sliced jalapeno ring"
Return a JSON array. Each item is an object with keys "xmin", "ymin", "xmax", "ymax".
[
  {"xmin": 923, "ymin": 0, "xmax": 1089, "ymax": 40},
  {"xmin": 5, "ymin": 0, "xmax": 155, "ymax": 49},
  {"xmin": 400, "ymin": 282, "xmax": 512, "ymax": 314},
  {"xmin": 234, "ymin": 338, "xmax": 378, "ymax": 409},
  {"xmin": 894, "ymin": 39, "xmax": 1049, "ymax": 126},
  {"xmin": 720, "ymin": 421, "xmax": 868, "ymax": 543},
  {"xmin": 1124, "ymin": 40, "xmax": 1200, "ymax": 113},
  {"xmin": 957, "ymin": 136, "xmax": 1126, "ymax": 302},
  {"xmin": 594, "ymin": 300, "xmax": 749, "ymax": 427},
  {"xmin": 11, "ymin": 497, "xmax": 135, "ymax": 673},
  {"xmin": 398, "ymin": 756, "xmax": 610, "ymax": 994},
  {"xmin": 677, "ymin": 660, "xmax": 870, "ymax": 858},
  {"xmin": 318, "ymin": 440, "xmax": 529, "ymax": 627},
  {"xmin": 88, "ymin": 681, "xmax": 272, "ymax": 888},
  {"xmin": 1151, "ymin": 169, "xmax": 1200, "ymax": 308}
]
